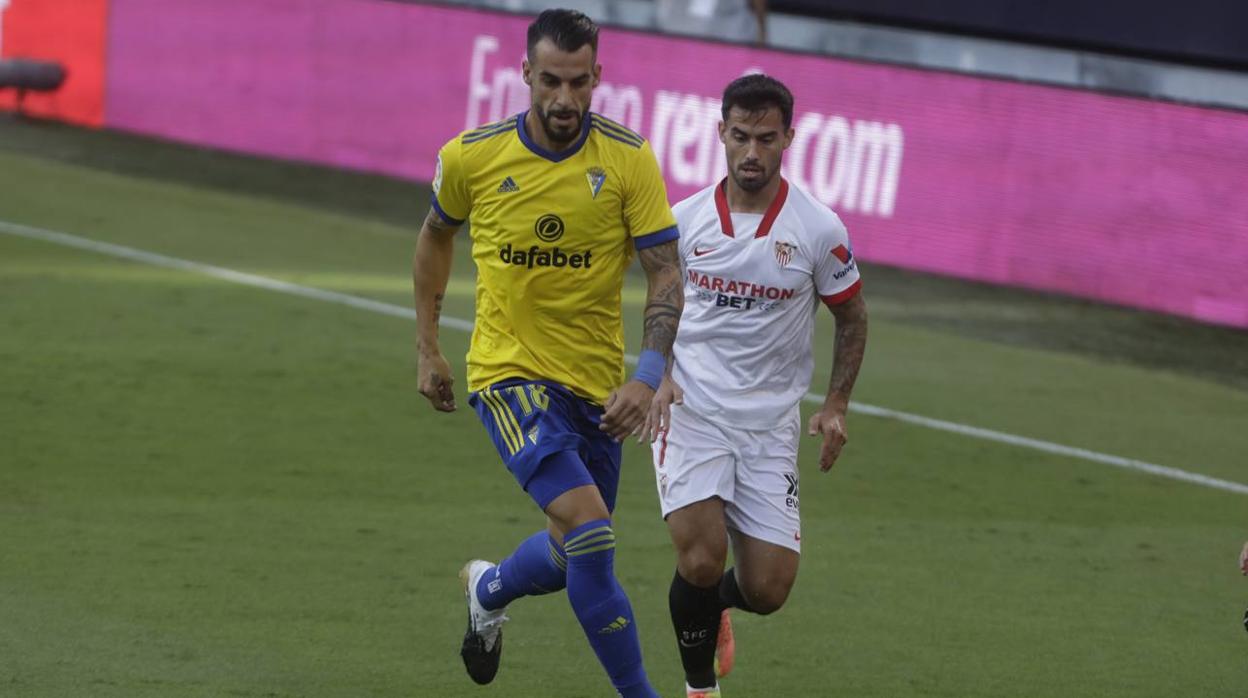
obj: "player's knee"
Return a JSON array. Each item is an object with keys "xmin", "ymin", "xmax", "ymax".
[
  {"xmin": 678, "ymin": 545, "xmax": 728, "ymax": 587},
  {"xmin": 546, "ymin": 483, "xmax": 611, "ymax": 538},
  {"xmin": 741, "ymin": 578, "xmax": 793, "ymax": 615}
]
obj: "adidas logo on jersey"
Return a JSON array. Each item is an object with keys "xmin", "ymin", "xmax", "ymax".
[{"xmin": 497, "ymin": 176, "xmax": 520, "ymax": 193}]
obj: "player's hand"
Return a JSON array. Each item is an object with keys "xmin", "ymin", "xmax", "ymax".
[
  {"xmin": 807, "ymin": 400, "xmax": 849, "ymax": 472},
  {"xmin": 1239, "ymin": 541, "xmax": 1248, "ymax": 575},
  {"xmin": 642, "ymin": 375, "xmax": 684, "ymax": 443},
  {"xmin": 417, "ymin": 350, "xmax": 456, "ymax": 412},
  {"xmin": 601, "ymin": 380, "xmax": 656, "ymax": 441}
]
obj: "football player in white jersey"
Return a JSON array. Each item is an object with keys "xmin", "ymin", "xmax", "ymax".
[{"xmin": 643, "ymin": 75, "xmax": 869, "ymax": 698}]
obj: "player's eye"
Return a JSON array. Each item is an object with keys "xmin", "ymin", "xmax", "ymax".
[{"xmin": 571, "ymin": 77, "xmax": 589, "ymax": 88}]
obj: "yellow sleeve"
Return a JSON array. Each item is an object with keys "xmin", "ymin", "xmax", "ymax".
[
  {"xmin": 431, "ymin": 138, "xmax": 471, "ymax": 225},
  {"xmin": 624, "ymin": 141, "xmax": 679, "ymax": 250}
]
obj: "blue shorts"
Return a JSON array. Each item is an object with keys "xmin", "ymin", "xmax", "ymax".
[{"xmin": 469, "ymin": 379, "xmax": 622, "ymax": 512}]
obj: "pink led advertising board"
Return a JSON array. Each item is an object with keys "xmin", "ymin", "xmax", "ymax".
[{"xmin": 105, "ymin": 0, "xmax": 1248, "ymax": 327}]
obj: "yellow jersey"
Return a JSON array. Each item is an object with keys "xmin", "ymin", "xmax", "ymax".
[{"xmin": 432, "ymin": 111, "xmax": 678, "ymax": 404}]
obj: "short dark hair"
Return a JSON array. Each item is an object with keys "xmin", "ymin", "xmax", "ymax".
[
  {"xmin": 527, "ymin": 9, "xmax": 599, "ymax": 60},
  {"xmin": 721, "ymin": 74, "xmax": 794, "ymax": 129}
]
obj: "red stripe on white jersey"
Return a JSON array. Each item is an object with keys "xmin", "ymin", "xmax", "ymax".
[
  {"xmin": 713, "ymin": 180, "xmax": 734, "ymax": 238},
  {"xmin": 713, "ymin": 177, "xmax": 790, "ymax": 239},
  {"xmin": 820, "ymin": 279, "xmax": 862, "ymax": 308},
  {"xmin": 754, "ymin": 178, "xmax": 788, "ymax": 239}
]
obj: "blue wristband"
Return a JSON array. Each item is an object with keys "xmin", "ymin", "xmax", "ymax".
[{"xmin": 632, "ymin": 349, "xmax": 665, "ymax": 390}]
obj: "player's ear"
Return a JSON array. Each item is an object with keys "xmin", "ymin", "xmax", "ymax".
[
  {"xmin": 592, "ymin": 63, "xmax": 602, "ymax": 87},
  {"xmin": 782, "ymin": 127, "xmax": 795, "ymax": 150},
  {"xmin": 717, "ymin": 120, "xmax": 727, "ymax": 144},
  {"xmin": 522, "ymin": 59, "xmax": 532, "ymax": 86}
]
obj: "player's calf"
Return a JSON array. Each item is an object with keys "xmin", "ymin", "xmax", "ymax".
[
  {"xmin": 564, "ymin": 519, "xmax": 660, "ymax": 698},
  {"xmin": 670, "ymin": 569, "xmax": 726, "ymax": 691},
  {"xmin": 665, "ymin": 499, "xmax": 731, "ymax": 691}
]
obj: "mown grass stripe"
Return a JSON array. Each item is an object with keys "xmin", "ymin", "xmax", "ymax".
[{"xmin": 5, "ymin": 220, "xmax": 1243, "ymax": 497}]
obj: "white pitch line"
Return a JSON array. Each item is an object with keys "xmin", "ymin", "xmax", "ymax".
[{"xmin": 4, "ymin": 219, "xmax": 1246, "ymax": 497}]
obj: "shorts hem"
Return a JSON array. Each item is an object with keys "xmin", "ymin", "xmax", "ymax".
[
  {"xmin": 528, "ymin": 474, "xmax": 596, "ymax": 511},
  {"xmin": 521, "ymin": 446, "xmax": 596, "ymax": 510},
  {"xmin": 726, "ymin": 524, "xmax": 802, "ymax": 554},
  {"xmin": 659, "ymin": 492, "xmax": 731, "ymax": 519}
]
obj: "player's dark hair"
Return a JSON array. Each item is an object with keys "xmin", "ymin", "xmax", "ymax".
[
  {"xmin": 527, "ymin": 9, "xmax": 599, "ymax": 59},
  {"xmin": 721, "ymin": 74, "xmax": 794, "ymax": 129}
]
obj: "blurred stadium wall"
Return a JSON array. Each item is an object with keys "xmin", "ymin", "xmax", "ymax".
[
  {"xmin": 0, "ymin": 0, "xmax": 107, "ymax": 125},
  {"xmin": 2, "ymin": 0, "xmax": 1246, "ymax": 329},
  {"xmin": 770, "ymin": 0, "xmax": 1248, "ymax": 70}
]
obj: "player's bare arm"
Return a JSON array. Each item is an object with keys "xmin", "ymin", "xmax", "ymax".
[
  {"xmin": 413, "ymin": 206, "xmax": 461, "ymax": 412},
  {"xmin": 642, "ymin": 373, "xmax": 684, "ymax": 443},
  {"xmin": 808, "ymin": 292, "xmax": 868, "ymax": 471},
  {"xmin": 642, "ymin": 268, "xmax": 685, "ymax": 444},
  {"xmin": 601, "ymin": 239, "xmax": 683, "ymax": 440},
  {"xmin": 639, "ymin": 240, "xmax": 684, "ymax": 356}
]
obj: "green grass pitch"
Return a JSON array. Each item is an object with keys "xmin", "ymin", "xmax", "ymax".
[{"xmin": 1, "ymin": 118, "xmax": 1246, "ymax": 697}]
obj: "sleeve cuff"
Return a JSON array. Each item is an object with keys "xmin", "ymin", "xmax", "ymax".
[
  {"xmin": 820, "ymin": 279, "xmax": 862, "ymax": 308},
  {"xmin": 430, "ymin": 195, "xmax": 465, "ymax": 226},
  {"xmin": 633, "ymin": 224, "xmax": 679, "ymax": 250}
]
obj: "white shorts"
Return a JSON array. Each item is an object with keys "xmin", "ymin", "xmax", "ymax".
[{"xmin": 651, "ymin": 403, "xmax": 802, "ymax": 553}]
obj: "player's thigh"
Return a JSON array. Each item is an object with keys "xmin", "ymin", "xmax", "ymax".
[
  {"xmin": 581, "ymin": 420, "xmax": 623, "ymax": 514},
  {"xmin": 723, "ymin": 415, "xmax": 802, "ymax": 608},
  {"xmin": 472, "ymin": 381, "xmax": 592, "ymax": 508},
  {"xmin": 666, "ymin": 497, "xmax": 729, "ymax": 585},
  {"xmin": 651, "ymin": 404, "xmax": 736, "ymax": 520},
  {"xmin": 666, "ymin": 497, "xmax": 728, "ymax": 550}
]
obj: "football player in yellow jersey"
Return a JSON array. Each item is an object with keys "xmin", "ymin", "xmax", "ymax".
[{"xmin": 412, "ymin": 10, "xmax": 680, "ymax": 698}]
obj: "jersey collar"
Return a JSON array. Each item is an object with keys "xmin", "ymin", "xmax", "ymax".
[
  {"xmin": 516, "ymin": 110, "xmax": 591, "ymax": 163},
  {"xmin": 714, "ymin": 177, "xmax": 789, "ymax": 239}
]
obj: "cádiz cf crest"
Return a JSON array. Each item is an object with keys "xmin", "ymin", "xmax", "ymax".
[
  {"xmin": 774, "ymin": 241, "xmax": 797, "ymax": 268},
  {"xmin": 586, "ymin": 167, "xmax": 607, "ymax": 199}
]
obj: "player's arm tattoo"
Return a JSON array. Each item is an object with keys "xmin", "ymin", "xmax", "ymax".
[
  {"xmin": 637, "ymin": 240, "xmax": 684, "ymax": 358},
  {"xmin": 432, "ymin": 292, "xmax": 444, "ymax": 326},
  {"xmin": 413, "ymin": 208, "xmax": 461, "ymax": 353},
  {"xmin": 825, "ymin": 292, "xmax": 868, "ymax": 404},
  {"xmin": 423, "ymin": 206, "xmax": 460, "ymax": 235}
]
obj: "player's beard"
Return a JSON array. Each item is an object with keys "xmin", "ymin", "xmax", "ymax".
[
  {"xmin": 731, "ymin": 159, "xmax": 773, "ymax": 193},
  {"xmin": 536, "ymin": 105, "xmax": 585, "ymax": 145}
]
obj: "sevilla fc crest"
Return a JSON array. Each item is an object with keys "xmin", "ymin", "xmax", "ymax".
[{"xmin": 774, "ymin": 241, "xmax": 797, "ymax": 268}]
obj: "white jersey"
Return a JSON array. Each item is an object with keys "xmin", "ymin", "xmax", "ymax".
[{"xmin": 670, "ymin": 178, "xmax": 862, "ymax": 428}]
